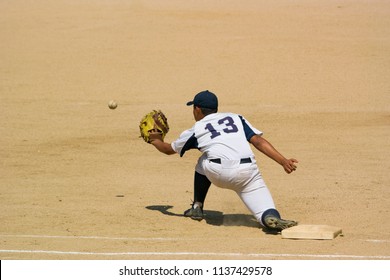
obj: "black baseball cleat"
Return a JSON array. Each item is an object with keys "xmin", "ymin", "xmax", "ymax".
[
  {"xmin": 263, "ymin": 215, "xmax": 298, "ymax": 231},
  {"xmin": 184, "ymin": 204, "xmax": 204, "ymax": 221}
]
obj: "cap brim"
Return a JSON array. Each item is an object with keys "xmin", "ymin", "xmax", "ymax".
[{"xmin": 186, "ymin": 101, "xmax": 194, "ymax": 106}]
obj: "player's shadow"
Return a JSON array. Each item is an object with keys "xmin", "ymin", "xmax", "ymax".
[{"xmin": 146, "ymin": 205, "xmax": 260, "ymax": 229}]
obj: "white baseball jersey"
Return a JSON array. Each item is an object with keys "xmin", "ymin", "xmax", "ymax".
[{"xmin": 171, "ymin": 112, "xmax": 263, "ymax": 159}]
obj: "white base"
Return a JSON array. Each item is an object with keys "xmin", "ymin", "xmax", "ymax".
[{"xmin": 281, "ymin": 224, "xmax": 342, "ymax": 240}]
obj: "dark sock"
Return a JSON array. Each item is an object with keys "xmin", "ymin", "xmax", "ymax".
[{"xmin": 193, "ymin": 172, "xmax": 211, "ymax": 208}]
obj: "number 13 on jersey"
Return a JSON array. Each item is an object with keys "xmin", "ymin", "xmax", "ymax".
[{"xmin": 205, "ymin": 116, "xmax": 239, "ymax": 139}]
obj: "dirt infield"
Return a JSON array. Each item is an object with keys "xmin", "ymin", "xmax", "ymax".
[{"xmin": 1, "ymin": 0, "xmax": 389, "ymax": 260}]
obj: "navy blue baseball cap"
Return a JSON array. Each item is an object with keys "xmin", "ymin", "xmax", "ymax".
[{"xmin": 186, "ymin": 90, "xmax": 218, "ymax": 109}]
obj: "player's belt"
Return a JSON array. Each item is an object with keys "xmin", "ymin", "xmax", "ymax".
[{"xmin": 209, "ymin": 158, "xmax": 252, "ymax": 164}]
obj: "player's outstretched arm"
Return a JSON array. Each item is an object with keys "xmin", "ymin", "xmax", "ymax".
[
  {"xmin": 149, "ymin": 133, "xmax": 176, "ymax": 155},
  {"xmin": 250, "ymin": 134, "xmax": 298, "ymax": 174}
]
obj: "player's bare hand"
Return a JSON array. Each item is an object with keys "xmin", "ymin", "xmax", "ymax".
[{"xmin": 282, "ymin": 158, "xmax": 298, "ymax": 174}]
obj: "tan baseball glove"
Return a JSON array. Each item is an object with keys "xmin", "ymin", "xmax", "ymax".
[{"xmin": 139, "ymin": 110, "xmax": 169, "ymax": 143}]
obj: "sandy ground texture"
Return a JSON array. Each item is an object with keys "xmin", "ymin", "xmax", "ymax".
[{"xmin": 1, "ymin": 0, "xmax": 389, "ymax": 260}]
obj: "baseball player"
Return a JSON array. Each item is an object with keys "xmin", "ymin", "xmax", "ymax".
[{"xmin": 149, "ymin": 90, "xmax": 298, "ymax": 231}]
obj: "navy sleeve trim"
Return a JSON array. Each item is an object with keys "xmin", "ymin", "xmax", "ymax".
[
  {"xmin": 239, "ymin": 115, "xmax": 257, "ymax": 141},
  {"xmin": 180, "ymin": 133, "xmax": 198, "ymax": 157}
]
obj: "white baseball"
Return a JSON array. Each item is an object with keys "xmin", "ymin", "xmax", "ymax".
[{"xmin": 108, "ymin": 100, "xmax": 118, "ymax": 110}]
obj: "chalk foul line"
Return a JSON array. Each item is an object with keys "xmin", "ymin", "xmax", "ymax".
[{"xmin": 0, "ymin": 249, "xmax": 389, "ymax": 259}]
